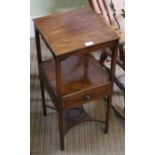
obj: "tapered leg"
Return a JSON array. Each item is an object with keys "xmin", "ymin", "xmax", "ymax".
[
  {"xmin": 104, "ymin": 41, "xmax": 119, "ymax": 133},
  {"xmin": 40, "ymin": 80, "xmax": 47, "ymax": 116},
  {"xmin": 104, "ymin": 95, "xmax": 112, "ymax": 133},
  {"xmin": 34, "ymin": 28, "xmax": 47, "ymax": 116},
  {"xmin": 58, "ymin": 110, "xmax": 64, "ymax": 150}
]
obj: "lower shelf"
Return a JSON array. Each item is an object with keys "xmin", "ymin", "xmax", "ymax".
[
  {"xmin": 39, "ymin": 54, "xmax": 111, "ymax": 94},
  {"xmin": 63, "ymin": 106, "xmax": 105, "ymax": 134}
]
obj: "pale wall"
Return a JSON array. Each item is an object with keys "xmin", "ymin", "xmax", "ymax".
[{"xmin": 30, "ymin": 0, "xmax": 88, "ymax": 16}]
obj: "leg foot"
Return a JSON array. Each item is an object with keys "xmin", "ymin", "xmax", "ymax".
[
  {"xmin": 104, "ymin": 95, "xmax": 112, "ymax": 133},
  {"xmin": 40, "ymin": 81, "xmax": 47, "ymax": 116},
  {"xmin": 58, "ymin": 110, "xmax": 64, "ymax": 150}
]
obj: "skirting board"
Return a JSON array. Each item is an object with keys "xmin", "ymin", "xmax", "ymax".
[
  {"xmin": 30, "ymin": 16, "xmax": 43, "ymax": 38},
  {"xmin": 30, "ymin": 17, "xmax": 35, "ymax": 38}
]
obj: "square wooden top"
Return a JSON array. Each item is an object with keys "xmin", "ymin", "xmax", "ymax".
[{"xmin": 34, "ymin": 7, "xmax": 119, "ymax": 57}]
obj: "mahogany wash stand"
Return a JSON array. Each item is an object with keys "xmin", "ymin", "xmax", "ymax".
[{"xmin": 33, "ymin": 7, "xmax": 119, "ymax": 150}]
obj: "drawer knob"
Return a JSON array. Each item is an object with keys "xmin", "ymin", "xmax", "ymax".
[{"xmin": 85, "ymin": 95, "xmax": 91, "ymax": 100}]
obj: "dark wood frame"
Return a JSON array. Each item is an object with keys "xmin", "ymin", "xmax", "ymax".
[{"xmin": 34, "ymin": 8, "xmax": 119, "ymax": 150}]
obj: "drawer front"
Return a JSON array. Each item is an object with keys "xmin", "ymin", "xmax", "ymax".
[{"xmin": 63, "ymin": 84, "xmax": 111, "ymax": 109}]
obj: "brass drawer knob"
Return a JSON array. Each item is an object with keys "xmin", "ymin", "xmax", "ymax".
[{"xmin": 85, "ymin": 95, "xmax": 91, "ymax": 100}]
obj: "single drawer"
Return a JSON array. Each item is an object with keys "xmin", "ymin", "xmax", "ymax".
[{"xmin": 63, "ymin": 83, "xmax": 111, "ymax": 109}]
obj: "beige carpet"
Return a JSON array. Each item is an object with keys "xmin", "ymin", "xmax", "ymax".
[{"xmin": 30, "ymin": 38, "xmax": 125, "ymax": 155}]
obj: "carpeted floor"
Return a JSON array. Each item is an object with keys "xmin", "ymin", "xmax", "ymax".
[{"xmin": 30, "ymin": 38, "xmax": 125, "ymax": 155}]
